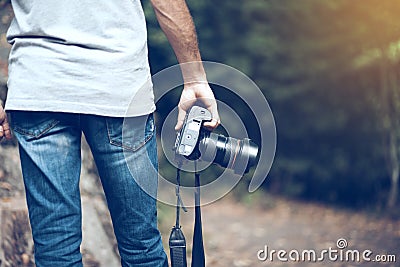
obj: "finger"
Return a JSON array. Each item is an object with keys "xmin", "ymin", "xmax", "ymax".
[
  {"xmin": 0, "ymin": 125, "xmax": 3, "ymax": 139},
  {"xmin": 203, "ymin": 118, "xmax": 220, "ymax": 130},
  {"xmin": 4, "ymin": 129, "xmax": 12, "ymax": 139},
  {"xmin": 174, "ymin": 95, "xmax": 197, "ymax": 131},
  {"xmin": 175, "ymin": 106, "xmax": 187, "ymax": 131},
  {"xmin": 203, "ymin": 103, "xmax": 220, "ymax": 129},
  {"xmin": 2, "ymin": 118, "xmax": 11, "ymax": 140}
]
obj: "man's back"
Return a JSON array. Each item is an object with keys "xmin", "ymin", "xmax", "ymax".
[
  {"xmin": 6, "ymin": 0, "xmax": 155, "ymax": 117},
  {"xmin": 0, "ymin": 1, "xmax": 220, "ymax": 265}
]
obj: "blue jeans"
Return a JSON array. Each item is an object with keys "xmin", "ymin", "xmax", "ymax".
[{"xmin": 9, "ymin": 111, "xmax": 168, "ymax": 267}]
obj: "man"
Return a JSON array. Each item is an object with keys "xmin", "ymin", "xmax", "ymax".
[{"xmin": 0, "ymin": 0, "xmax": 219, "ymax": 266}]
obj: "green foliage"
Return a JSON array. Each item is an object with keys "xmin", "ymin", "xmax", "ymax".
[
  {"xmin": 1, "ymin": 0, "xmax": 398, "ymax": 209},
  {"xmin": 145, "ymin": 0, "xmax": 400, "ymax": 209}
]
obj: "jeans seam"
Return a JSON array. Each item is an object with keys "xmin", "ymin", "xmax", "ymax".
[
  {"xmin": 13, "ymin": 120, "xmax": 60, "ymax": 138},
  {"xmin": 106, "ymin": 117, "xmax": 154, "ymax": 152},
  {"xmin": 108, "ymin": 133, "xmax": 154, "ymax": 152}
]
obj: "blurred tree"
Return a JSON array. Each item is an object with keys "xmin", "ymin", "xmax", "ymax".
[
  {"xmin": 0, "ymin": 0, "xmax": 399, "ymax": 209},
  {"xmin": 141, "ymin": 0, "xmax": 400, "ymax": 208},
  {"xmin": 153, "ymin": 0, "xmax": 400, "ymax": 208}
]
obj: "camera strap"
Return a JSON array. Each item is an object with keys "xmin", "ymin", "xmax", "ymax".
[
  {"xmin": 192, "ymin": 164, "xmax": 205, "ymax": 267},
  {"xmin": 169, "ymin": 162, "xmax": 205, "ymax": 267}
]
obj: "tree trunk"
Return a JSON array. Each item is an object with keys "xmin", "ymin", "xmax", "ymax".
[
  {"xmin": 387, "ymin": 129, "xmax": 399, "ymax": 208},
  {"xmin": 380, "ymin": 54, "xmax": 400, "ymax": 209}
]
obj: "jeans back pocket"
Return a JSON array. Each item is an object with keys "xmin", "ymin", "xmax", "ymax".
[
  {"xmin": 106, "ymin": 113, "xmax": 155, "ymax": 152},
  {"xmin": 10, "ymin": 111, "xmax": 60, "ymax": 139}
]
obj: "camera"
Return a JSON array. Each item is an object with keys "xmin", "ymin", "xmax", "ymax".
[{"xmin": 174, "ymin": 106, "xmax": 259, "ymax": 174}]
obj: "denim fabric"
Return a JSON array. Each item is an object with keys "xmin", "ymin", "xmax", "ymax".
[{"xmin": 10, "ymin": 111, "xmax": 168, "ymax": 267}]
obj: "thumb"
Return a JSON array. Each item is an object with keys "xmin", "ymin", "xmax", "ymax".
[
  {"xmin": 175, "ymin": 105, "xmax": 187, "ymax": 131},
  {"xmin": 175, "ymin": 93, "xmax": 197, "ymax": 131}
]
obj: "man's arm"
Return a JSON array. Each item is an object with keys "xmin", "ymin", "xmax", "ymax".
[
  {"xmin": 150, "ymin": 0, "xmax": 220, "ymax": 130},
  {"xmin": 0, "ymin": 105, "xmax": 11, "ymax": 140}
]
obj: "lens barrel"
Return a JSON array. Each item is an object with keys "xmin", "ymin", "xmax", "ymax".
[{"xmin": 198, "ymin": 131, "xmax": 259, "ymax": 174}]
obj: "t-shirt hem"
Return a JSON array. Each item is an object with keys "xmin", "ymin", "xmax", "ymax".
[{"xmin": 5, "ymin": 100, "xmax": 156, "ymax": 117}]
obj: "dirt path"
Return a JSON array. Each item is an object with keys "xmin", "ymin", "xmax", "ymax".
[
  {"xmin": 171, "ymin": 194, "xmax": 400, "ymax": 267},
  {"xmin": 1, "ymin": 143, "xmax": 399, "ymax": 266}
]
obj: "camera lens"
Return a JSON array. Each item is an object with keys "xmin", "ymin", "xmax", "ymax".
[{"xmin": 198, "ymin": 131, "xmax": 259, "ymax": 174}]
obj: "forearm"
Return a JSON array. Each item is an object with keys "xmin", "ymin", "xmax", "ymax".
[{"xmin": 150, "ymin": 0, "xmax": 206, "ymax": 83}]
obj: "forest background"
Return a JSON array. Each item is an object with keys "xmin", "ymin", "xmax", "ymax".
[
  {"xmin": 146, "ymin": 0, "xmax": 400, "ymax": 212},
  {"xmin": 1, "ymin": 0, "xmax": 400, "ymax": 212},
  {"xmin": 0, "ymin": 1, "xmax": 399, "ymax": 266}
]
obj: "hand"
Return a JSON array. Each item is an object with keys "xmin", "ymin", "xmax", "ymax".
[
  {"xmin": 0, "ymin": 105, "xmax": 11, "ymax": 141},
  {"xmin": 175, "ymin": 82, "xmax": 220, "ymax": 131}
]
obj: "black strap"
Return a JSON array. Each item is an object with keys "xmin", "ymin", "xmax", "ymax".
[
  {"xmin": 191, "ymin": 164, "xmax": 205, "ymax": 267},
  {"xmin": 169, "ymin": 163, "xmax": 205, "ymax": 267},
  {"xmin": 175, "ymin": 166, "xmax": 187, "ymax": 226},
  {"xmin": 169, "ymin": 167, "xmax": 188, "ymax": 267}
]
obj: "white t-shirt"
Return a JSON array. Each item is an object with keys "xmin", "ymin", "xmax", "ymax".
[{"xmin": 5, "ymin": 0, "xmax": 156, "ymax": 117}]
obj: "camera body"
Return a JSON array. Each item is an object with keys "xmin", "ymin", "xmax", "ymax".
[
  {"xmin": 174, "ymin": 106, "xmax": 259, "ymax": 174},
  {"xmin": 174, "ymin": 106, "xmax": 212, "ymax": 160}
]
